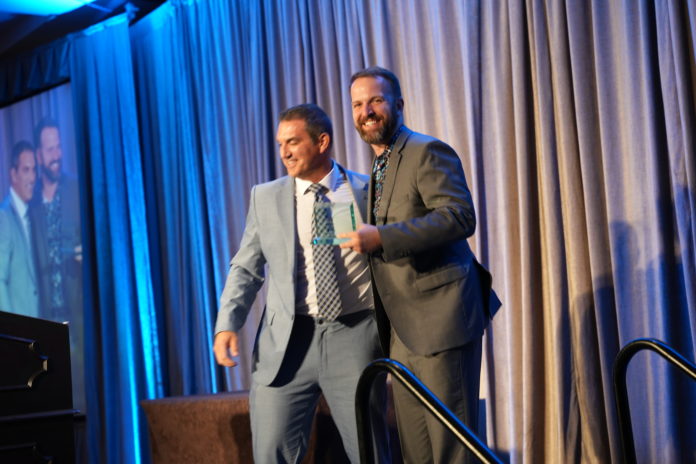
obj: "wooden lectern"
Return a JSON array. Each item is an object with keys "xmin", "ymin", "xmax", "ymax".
[{"xmin": 0, "ymin": 310, "xmax": 78, "ymax": 463}]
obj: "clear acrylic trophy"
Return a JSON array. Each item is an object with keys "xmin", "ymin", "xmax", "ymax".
[{"xmin": 312, "ymin": 202, "xmax": 357, "ymax": 245}]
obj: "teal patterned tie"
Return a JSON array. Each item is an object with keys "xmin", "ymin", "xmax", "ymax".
[{"xmin": 308, "ymin": 183, "xmax": 342, "ymax": 321}]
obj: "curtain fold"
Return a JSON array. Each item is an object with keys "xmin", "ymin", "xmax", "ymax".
[
  {"xmin": 480, "ymin": 1, "xmax": 696, "ymax": 462},
  {"xmin": 70, "ymin": 16, "xmax": 161, "ymax": 464},
  {"xmin": 130, "ymin": 0, "xmax": 276, "ymax": 393}
]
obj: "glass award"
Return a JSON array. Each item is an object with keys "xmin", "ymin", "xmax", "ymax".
[{"xmin": 312, "ymin": 202, "xmax": 357, "ymax": 245}]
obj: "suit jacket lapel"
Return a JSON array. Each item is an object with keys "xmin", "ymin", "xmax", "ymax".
[
  {"xmin": 339, "ymin": 163, "xmax": 369, "ymax": 225},
  {"xmin": 377, "ymin": 127, "xmax": 411, "ymax": 225},
  {"xmin": 264, "ymin": 177, "xmax": 296, "ymax": 313},
  {"xmin": 275, "ymin": 177, "xmax": 296, "ymax": 274},
  {"xmin": 367, "ymin": 171, "xmax": 376, "ymax": 225}
]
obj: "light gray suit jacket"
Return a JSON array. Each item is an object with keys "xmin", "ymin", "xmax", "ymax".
[
  {"xmin": 368, "ymin": 127, "xmax": 501, "ymax": 356},
  {"xmin": 0, "ymin": 195, "xmax": 39, "ymax": 317},
  {"xmin": 215, "ymin": 163, "xmax": 370, "ymax": 386}
]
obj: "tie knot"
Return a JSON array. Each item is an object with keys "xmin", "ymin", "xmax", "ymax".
[{"xmin": 307, "ymin": 183, "xmax": 327, "ymax": 196}]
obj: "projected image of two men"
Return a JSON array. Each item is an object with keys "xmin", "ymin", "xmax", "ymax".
[{"xmin": 0, "ymin": 83, "xmax": 84, "ymax": 411}]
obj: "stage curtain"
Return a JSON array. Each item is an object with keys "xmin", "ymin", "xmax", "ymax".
[
  {"xmin": 70, "ymin": 16, "xmax": 163, "ymax": 464},
  {"xmin": 129, "ymin": 0, "xmax": 270, "ymax": 394},
  {"xmin": 127, "ymin": 1, "xmax": 695, "ymax": 462},
  {"xmin": 478, "ymin": 2, "xmax": 696, "ymax": 462}
]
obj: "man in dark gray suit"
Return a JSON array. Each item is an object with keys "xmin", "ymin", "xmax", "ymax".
[
  {"xmin": 31, "ymin": 118, "xmax": 82, "ymax": 322},
  {"xmin": 342, "ymin": 66, "xmax": 501, "ymax": 463},
  {"xmin": 30, "ymin": 118, "xmax": 85, "ymax": 411},
  {"xmin": 0, "ymin": 141, "xmax": 39, "ymax": 317}
]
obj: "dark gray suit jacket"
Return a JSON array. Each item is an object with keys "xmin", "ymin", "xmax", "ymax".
[
  {"xmin": 368, "ymin": 127, "xmax": 500, "ymax": 356},
  {"xmin": 29, "ymin": 175, "xmax": 82, "ymax": 318}
]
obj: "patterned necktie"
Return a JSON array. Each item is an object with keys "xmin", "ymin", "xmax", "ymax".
[
  {"xmin": 45, "ymin": 194, "xmax": 65, "ymax": 312},
  {"xmin": 371, "ymin": 126, "xmax": 403, "ymax": 220},
  {"xmin": 372, "ymin": 152, "xmax": 389, "ymax": 220},
  {"xmin": 308, "ymin": 183, "xmax": 342, "ymax": 321}
]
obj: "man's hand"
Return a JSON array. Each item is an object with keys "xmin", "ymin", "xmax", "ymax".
[
  {"xmin": 339, "ymin": 224, "xmax": 382, "ymax": 254},
  {"xmin": 213, "ymin": 331, "xmax": 239, "ymax": 367}
]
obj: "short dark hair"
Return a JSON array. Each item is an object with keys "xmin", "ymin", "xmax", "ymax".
[
  {"xmin": 33, "ymin": 117, "xmax": 59, "ymax": 150},
  {"xmin": 10, "ymin": 140, "xmax": 34, "ymax": 171},
  {"xmin": 350, "ymin": 66, "xmax": 402, "ymax": 100},
  {"xmin": 279, "ymin": 103, "xmax": 333, "ymax": 149}
]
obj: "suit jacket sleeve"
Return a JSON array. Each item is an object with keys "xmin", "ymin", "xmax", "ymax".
[
  {"xmin": 215, "ymin": 185, "xmax": 267, "ymax": 334},
  {"xmin": 379, "ymin": 139, "xmax": 476, "ymax": 262}
]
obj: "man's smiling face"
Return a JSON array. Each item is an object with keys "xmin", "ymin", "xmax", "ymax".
[
  {"xmin": 350, "ymin": 75, "xmax": 403, "ymax": 148},
  {"xmin": 276, "ymin": 119, "xmax": 331, "ymax": 183}
]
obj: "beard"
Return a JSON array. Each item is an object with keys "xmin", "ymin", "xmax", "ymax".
[
  {"xmin": 42, "ymin": 160, "xmax": 62, "ymax": 183},
  {"xmin": 356, "ymin": 112, "xmax": 400, "ymax": 146}
]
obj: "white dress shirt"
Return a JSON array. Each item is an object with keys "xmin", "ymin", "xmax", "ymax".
[
  {"xmin": 10, "ymin": 187, "xmax": 31, "ymax": 250},
  {"xmin": 294, "ymin": 162, "xmax": 373, "ymax": 317}
]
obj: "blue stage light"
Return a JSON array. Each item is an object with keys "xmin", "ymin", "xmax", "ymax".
[{"xmin": 0, "ymin": 0, "xmax": 97, "ymax": 16}]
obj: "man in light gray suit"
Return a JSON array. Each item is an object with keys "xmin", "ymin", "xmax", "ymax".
[
  {"xmin": 213, "ymin": 104, "xmax": 389, "ymax": 463},
  {"xmin": 342, "ymin": 67, "xmax": 501, "ymax": 463},
  {"xmin": 0, "ymin": 140, "xmax": 39, "ymax": 317}
]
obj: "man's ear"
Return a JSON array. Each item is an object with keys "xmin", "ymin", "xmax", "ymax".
[
  {"xmin": 396, "ymin": 97, "xmax": 404, "ymax": 112},
  {"xmin": 319, "ymin": 132, "xmax": 331, "ymax": 152}
]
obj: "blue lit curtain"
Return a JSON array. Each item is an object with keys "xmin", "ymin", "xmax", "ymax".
[
  {"xmin": 70, "ymin": 17, "xmax": 162, "ymax": 464},
  {"xmin": 129, "ymin": 0, "xmax": 269, "ymax": 394}
]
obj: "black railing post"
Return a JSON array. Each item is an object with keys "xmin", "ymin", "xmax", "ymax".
[
  {"xmin": 613, "ymin": 338, "xmax": 696, "ymax": 464},
  {"xmin": 356, "ymin": 358, "xmax": 502, "ymax": 464}
]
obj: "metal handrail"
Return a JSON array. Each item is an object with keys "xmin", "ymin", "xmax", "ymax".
[
  {"xmin": 355, "ymin": 358, "xmax": 502, "ymax": 464},
  {"xmin": 613, "ymin": 338, "xmax": 696, "ymax": 464}
]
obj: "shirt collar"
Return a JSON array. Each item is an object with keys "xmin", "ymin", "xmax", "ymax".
[
  {"xmin": 296, "ymin": 160, "xmax": 340, "ymax": 196},
  {"xmin": 9, "ymin": 187, "xmax": 28, "ymax": 218},
  {"xmin": 377, "ymin": 125, "xmax": 404, "ymax": 158}
]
